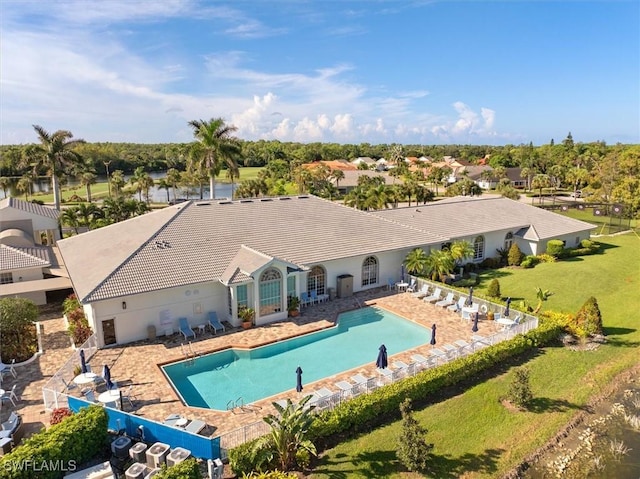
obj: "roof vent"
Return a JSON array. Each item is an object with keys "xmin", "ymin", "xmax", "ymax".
[
  {"xmin": 155, "ymin": 241, "xmax": 171, "ymax": 249},
  {"xmin": 297, "ymin": 195, "xmax": 309, "ymax": 199},
  {"xmin": 240, "ymin": 200, "xmax": 253, "ymax": 203},
  {"xmin": 260, "ymin": 198, "xmax": 273, "ymax": 202},
  {"xmin": 196, "ymin": 202, "xmax": 211, "ymax": 206},
  {"xmin": 279, "ymin": 197, "xmax": 291, "ymax": 201},
  {"xmin": 218, "ymin": 201, "xmax": 233, "ymax": 205}
]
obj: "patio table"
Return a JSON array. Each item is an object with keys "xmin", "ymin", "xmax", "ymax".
[{"xmin": 73, "ymin": 372, "xmax": 97, "ymax": 385}]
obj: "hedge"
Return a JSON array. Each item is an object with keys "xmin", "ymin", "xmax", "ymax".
[
  {"xmin": 230, "ymin": 315, "xmax": 566, "ymax": 472},
  {"xmin": 155, "ymin": 458, "xmax": 202, "ymax": 479},
  {"xmin": 0, "ymin": 405, "xmax": 108, "ymax": 479}
]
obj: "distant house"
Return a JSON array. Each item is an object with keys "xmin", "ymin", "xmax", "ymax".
[
  {"xmin": 0, "ymin": 198, "xmax": 72, "ymax": 304},
  {"xmin": 57, "ymin": 194, "xmax": 595, "ymax": 347},
  {"xmin": 505, "ymin": 168, "xmax": 526, "ymax": 189},
  {"xmin": 351, "ymin": 157, "xmax": 377, "ymax": 168},
  {"xmin": 331, "ymin": 170, "xmax": 403, "ymax": 194},
  {"xmin": 465, "ymin": 165, "xmax": 498, "ymax": 189}
]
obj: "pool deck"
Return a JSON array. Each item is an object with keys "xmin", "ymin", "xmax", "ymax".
[{"xmin": 5, "ymin": 287, "xmax": 503, "ymax": 441}]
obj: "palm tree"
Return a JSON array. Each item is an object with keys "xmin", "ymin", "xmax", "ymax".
[
  {"xmin": 166, "ymin": 168, "xmax": 182, "ymax": 202},
  {"xmin": 254, "ymin": 396, "xmax": 317, "ymax": 471},
  {"xmin": 531, "ymin": 174, "xmax": 551, "ymax": 205},
  {"xmin": 424, "ymin": 249, "xmax": 455, "ymax": 282},
  {"xmin": 129, "ymin": 166, "xmax": 153, "ymax": 202},
  {"xmin": 330, "ymin": 168, "xmax": 345, "ymax": 192},
  {"xmin": 110, "ymin": 170, "xmax": 125, "ymax": 197},
  {"xmin": 187, "ymin": 118, "xmax": 241, "ymax": 200},
  {"xmin": 157, "ymin": 178, "xmax": 171, "ymax": 203},
  {"xmin": 16, "ymin": 176, "xmax": 32, "ymax": 201},
  {"xmin": 449, "ymin": 240, "xmax": 474, "ymax": 269},
  {"xmin": 0, "ymin": 177, "xmax": 10, "ymax": 198},
  {"xmin": 23, "ymin": 125, "xmax": 85, "ymax": 210},
  {"xmin": 60, "ymin": 207, "xmax": 81, "ymax": 234},
  {"xmin": 404, "ymin": 248, "xmax": 430, "ymax": 276}
]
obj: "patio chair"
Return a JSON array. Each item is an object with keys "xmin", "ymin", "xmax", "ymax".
[
  {"xmin": 0, "ymin": 385, "xmax": 18, "ymax": 407},
  {"xmin": 178, "ymin": 317, "xmax": 195, "ymax": 340},
  {"xmin": 300, "ymin": 292, "xmax": 311, "ymax": 307},
  {"xmin": 121, "ymin": 385, "xmax": 137, "ymax": 408},
  {"xmin": 447, "ymin": 296, "xmax": 466, "ymax": 312},
  {"xmin": 387, "ymin": 278, "xmax": 395, "ymax": 290},
  {"xmin": 1, "ymin": 412, "xmax": 20, "ymax": 434},
  {"xmin": 411, "ymin": 353, "xmax": 436, "ymax": 369},
  {"xmin": 83, "ymin": 389, "xmax": 97, "ymax": 403},
  {"xmin": 1, "ymin": 360, "xmax": 17, "ymax": 380},
  {"xmin": 207, "ymin": 311, "xmax": 225, "ymax": 334},
  {"xmin": 423, "ymin": 287, "xmax": 442, "ymax": 303},
  {"xmin": 351, "ymin": 373, "xmax": 370, "ymax": 386},
  {"xmin": 335, "ymin": 380, "xmax": 353, "ymax": 394},
  {"xmin": 310, "ymin": 290, "xmax": 319, "ymax": 304},
  {"xmin": 411, "ymin": 284, "xmax": 429, "ymax": 298},
  {"xmin": 435, "ymin": 292, "xmax": 455, "ymax": 308},
  {"xmin": 185, "ymin": 419, "xmax": 206, "ymax": 434},
  {"xmin": 405, "ymin": 279, "xmax": 417, "ymax": 293}
]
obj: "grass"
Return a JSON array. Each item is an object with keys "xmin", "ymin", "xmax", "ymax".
[{"xmin": 310, "ymin": 233, "xmax": 640, "ymax": 478}]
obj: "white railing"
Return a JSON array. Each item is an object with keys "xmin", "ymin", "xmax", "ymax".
[{"xmin": 42, "ymin": 334, "xmax": 99, "ymax": 411}]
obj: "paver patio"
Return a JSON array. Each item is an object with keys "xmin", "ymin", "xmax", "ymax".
[{"xmin": 6, "ymin": 287, "xmax": 503, "ymax": 442}]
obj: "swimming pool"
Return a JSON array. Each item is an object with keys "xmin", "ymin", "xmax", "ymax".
[{"xmin": 162, "ymin": 306, "xmax": 430, "ymax": 410}]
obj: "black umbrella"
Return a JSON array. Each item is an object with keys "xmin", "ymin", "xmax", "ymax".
[
  {"xmin": 430, "ymin": 324, "xmax": 437, "ymax": 346},
  {"xmin": 80, "ymin": 349, "xmax": 87, "ymax": 374},
  {"xmin": 467, "ymin": 286, "xmax": 474, "ymax": 306},
  {"xmin": 103, "ymin": 364, "xmax": 114, "ymax": 390},
  {"xmin": 472, "ymin": 312, "xmax": 479, "ymax": 333},
  {"xmin": 376, "ymin": 344, "xmax": 388, "ymax": 369},
  {"xmin": 295, "ymin": 366, "xmax": 303, "ymax": 393},
  {"xmin": 504, "ymin": 297, "xmax": 511, "ymax": 318}
]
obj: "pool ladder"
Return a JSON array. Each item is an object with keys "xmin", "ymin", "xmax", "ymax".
[
  {"xmin": 181, "ymin": 342, "xmax": 200, "ymax": 366},
  {"xmin": 227, "ymin": 397, "xmax": 261, "ymax": 413}
]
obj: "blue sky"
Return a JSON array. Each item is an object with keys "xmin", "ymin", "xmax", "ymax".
[{"xmin": 1, "ymin": 1, "xmax": 638, "ymax": 146}]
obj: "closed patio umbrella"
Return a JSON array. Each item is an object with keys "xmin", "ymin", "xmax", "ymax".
[
  {"xmin": 376, "ymin": 344, "xmax": 388, "ymax": 369},
  {"xmin": 103, "ymin": 365, "xmax": 114, "ymax": 390},
  {"xmin": 80, "ymin": 349, "xmax": 87, "ymax": 374},
  {"xmin": 472, "ymin": 312, "xmax": 479, "ymax": 333},
  {"xmin": 401, "ymin": 264, "xmax": 406, "ymax": 282},
  {"xmin": 430, "ymin": 324, "xmax": 437, "ymax": 346},
  {"xmin": 467, "ymin": 287, "xmax": 474, "ymax": 306},
  {"xmin": 296, "ymin": 366, "xmax": 303, "ymax": 393},
  {"xmin": 504, "ymin": 297, "xmax": 511, "ymax": 318}
]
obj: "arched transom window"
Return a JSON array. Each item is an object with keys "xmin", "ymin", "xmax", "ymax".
[
  {"xmin": 259, "ymin": 268, "xmax": 282, "ymax": 316},
  {"xmin": 361, "ymin": 256, "xmax": 378, "ymax": 286},
  {"xmin": 473, "ymin": 235, "xmax": 485, "ymax": 260},
  {"xmin": 504, "ymin": 232, "xmax": 514, "ymax": 251},
  {"xmin": 307, "ymin": 266, "xmax": 326, "ymax": 295}
]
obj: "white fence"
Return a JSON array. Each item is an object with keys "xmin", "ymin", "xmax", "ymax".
[
  {"xmin": 217, "ymin": 314, "xmax": 538, "ymax": 459},
  {"xmin": 42, "ymin": 334, "xmax": 99, "ymax": 411}
]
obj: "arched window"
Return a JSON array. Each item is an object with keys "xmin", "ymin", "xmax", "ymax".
[
  {"xmin": 504, "ymin": 232, "xmax": 514, "ymax": 251},
  {"xmin": 473, "ymin": 235, "xmax": 485, "ymax": 260},
  {"xmin": 259, "ymin": 268, "xmax": 282, "ymax": 316},
  {"xmin": 307, "ymin": 266, "xmax": 326, "ymax": 295},
  {"xmin": 361, "ymin": 256, "xmax": 378, "ymax": 286}
]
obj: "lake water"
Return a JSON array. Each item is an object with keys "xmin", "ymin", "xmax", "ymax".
[{"xmin": 0, "ymin": 172, "xmax": 234, "ymax": 202}]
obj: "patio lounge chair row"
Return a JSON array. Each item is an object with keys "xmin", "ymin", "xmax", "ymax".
[
  {"xmin": 300, "ymin": 291, "xmax": 329, "ymax": 307},
  {"xmin": 178, "ymin": 312, "xmax": 226, "ymax": 340}
]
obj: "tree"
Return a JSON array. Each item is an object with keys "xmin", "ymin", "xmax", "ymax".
[
  {"xmin": 16, "ymin": 175, "xmax": 32, "ymax": 201},
  {"xmin": 424, "ymin": 249, "xmax": 455, "ymax": 282},
  {"xmin": 330, "ymin": 168, "xmax": 345, "ymax": 192},
  {"xmin": 110, "ymin": 170, "xmax": 126, "ymax": 197},
  {"xmin": 253, "ymin": 396, "xmax": 317, "ymax": 471},
  {"xmin": 506, "ymin": 367, "xmax": 533, "ymax": 409},
  {"xmin": 449, "ymin": 240, "xmax": 474, "ymax": 268},
  {"xmin": 157, "ymin": 178, "xmax": 171, "ymax": 203},
  {"xmin": 487, "ymin": 279, "xmax": 501, "ymax": 298},
  {"xmin": 0, "ymin": 297, "xmax": 39, "ymax": 362},
  {"xmin": 60, "ymin": 207, "xmax": 81, "ymax": 234},
  {"xmin": 129, "ymin": 166, "xmax": 154, "ymax": 203},
  {"xmin": 22, "ymin": 125, "xmax": 85, "ymax": 210},
  {"xmin": 508, "ymin": 243, "xmax": 523, "ymax": 266},
  {"xmin": 166, "ymin": 168, "xmax": 182, "ymax": 202},
  {"xmin": 531, "ymin": 173, "xmax": 551, "ymax": 204},
  {"xmin": 79, "ymin": 171, "xmax": 97, "ymax": 203},
  {"xmin": 187, "ymin": 118, "xmax": 241, "ymax": 200},
  {"xmin": 574, "ymin": 296, "xmax": 604, "ymax": 338},
  {"xmin": 0, "ymin": 177, "xmax": 10, "ymax": 197},
  {"xmin": 396, "ymin": 398, "xmax": 433, "ymax": 472},
  {"xmin": 404, "ymin": 248, "xmax": 430, "ymax": 276}
]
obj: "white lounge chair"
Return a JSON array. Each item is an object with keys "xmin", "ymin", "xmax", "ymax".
[
  {"xmin": 411, "ymin": 284, "xmax": 429, "ymax": 298},
  {"xmin": 185, "ymin": 419, "xmax": 206, "ymax": 434},
  {"xmin": 435, "ymin": 292, "xmax": 455, "ymax": 308},
  {"xmin": 405, "ymin": 279, "xmax": 417, "ymax": 293},
  {"xmin": 447, "ymin": 296, "xmax": 466, "ymax": 312},
  {"xmin": 423, "ymin": 287, "xmax": 442, "ymax": 303},
  {"xmin": 411, "ymin": 353, "xmax": 436, "ymax": 369},
  {"xmin": 335, "ymin": 380, "xmax": 353, "ymax": 395}
]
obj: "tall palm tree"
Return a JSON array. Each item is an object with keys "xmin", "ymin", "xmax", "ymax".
[
  {"xmin": 0, "ymin": 177, "xmax": 10, "ymax": 198},
  {"xmin": 187, "ymin": 118, "xmax": 241, "ymax": 200},
  {"xmin": 60, "ymin": 207, "xmax": 81, "ymax": 234},
  {"xmin": 425, "ymin": 249, "xmax": 455, "ymax": 282},
  {"xmin": 110, "ymin": 170, "xmax": 125, "ymax": 197},
  {"xmin": 404, "ymin": 248, "xmax": 430, "ymax": 276},
  {"xmin": 330, "ymin": 168, "xmax": 345, "ymax": 192},
  {"xmin": 449, "ymin": 240, "xmax": 474, "ymax": 269},
  {"xmin": 157, "ymin": 178, "xmax": 171, "ymax": 203},
  {"xmin": 531, "ymin": 174, "xmax": 551, "ymax": 205},
  {"xmin": 166, "ymin": 168, "xmax": 182, "ymax": 202},
  {"xmin": 16, "ymin": 175, "xmax": 32, "ymax": 201},
  {"xmin": 23, "ymin": 125, "xmax": 85, "ymax": 210}
]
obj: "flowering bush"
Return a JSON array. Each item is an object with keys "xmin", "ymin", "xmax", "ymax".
[{"xmin": 50, "ymin": 407, "xmax": 73, "ymax": 425}]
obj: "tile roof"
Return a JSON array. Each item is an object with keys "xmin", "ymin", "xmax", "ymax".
[
  {"xmin": 0, "ymin": 245, "xmax": 51, "ymax": 271},
  {"xmin": 58, "ymin": 195, "xmax": 446, "ymax": 303},
  {"xmin": 374, "ymin": 196, "xmax": 595, "ymax": 241},
  {"xmin": 0, "ymin": 197, "xmax": 59, "ymax": 220}
]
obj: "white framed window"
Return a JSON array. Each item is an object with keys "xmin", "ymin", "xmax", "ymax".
[
  {"xmin": 307, "ymin": 266, "xmax": 326, "ymax": 295},
  {"xmin": 259, "ymin": 268, "xmax": 282, "ymax": 316},
  {"xmin": 0, "ymin": 272, "xmax": 13, "ymax": 284},
  {"xmin": 473, "ymin": 235, "xmax": 485, "ymax": 260},
  {"xmin": 504, "ymin": 232, "xmax": 514, "ymax": 251},
  {"xmin": 237, "ymin": 284, "xmax": 248, "ymax": 309},
  {"xmin": 287, "ymin": 276, "xmax": 296, "ymax": 298},
  {"xmin": 361, "ymin": 256, "xmax": 378, "ymax": 286}
]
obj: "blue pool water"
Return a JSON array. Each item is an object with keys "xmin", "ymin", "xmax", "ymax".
[{"xmin": 162, "ymin": 306, "xmax": 430, "ymax": 410}]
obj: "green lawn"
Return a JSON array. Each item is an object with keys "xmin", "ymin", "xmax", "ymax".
[{"xmin": 310, "ymin": 233, "xmax": 640, "ymax": 478}]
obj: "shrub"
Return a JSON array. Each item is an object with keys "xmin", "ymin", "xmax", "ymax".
[
  {"xmin": 242, "ymin": 472, "xmax": 299, "ymax": 479},
  {"xmin": 0, "ymin": 405, "xmax": 108, "ymax": 479},
  {"xmin": 580, "ymin": 239, "xmax": 594, "ymax": 248},
  {"xmin": 571, "ymin": 296, "xmax": 604, "ymax": 338},
  {"xmin": 397, "ymin": 398, "xmax": 432, "ymax": 472},
  {"xmin": 546, "ymin": 239, "xmax": 565, "ymax": 258},
  {"xmin": 480, "ymin": 257, "xmax": 500, "ymax": 269},
  {"xmin": 63, "ymin": 294, "xmax": 81, "ymax": 315},
  {"xmin": 229, "ymin": 440, "xmax": 261, "ymax": 476},
  {"xmin": 0, "ymin": 297, "xmax": 39, "ymax": 362},
  {"xmin": 536, "ymin": 253, "xmax": 557, "ymax": 263},
  {"xmin": 508, "ymin": 243, "xmax": 523, "ymax": 266},
  {"xmin": 520, "ymin": 255, "xmax": 540, "ymax": 269},
  {"xmin": 50, "ymin": 407, "xmax": 73, "ymax": 425},
  {"xmin": 487, "ymin": 279, "xmax": 501, "ymax": 298},
  {"xmin": 67, "ymin": 308, "xmax": 93, "ymax": 345},
  {"xmin": 506, "ymin": 367, "xmax": 533, "ymax": 408},
  {"xmin": 155, "ymin": 458, "xmax": 202, "ymax": 479}
]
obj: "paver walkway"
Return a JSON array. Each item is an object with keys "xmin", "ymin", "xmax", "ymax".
[{"xmin": 6, "ymin": 287, "xmax": 503, "ymax": 442}]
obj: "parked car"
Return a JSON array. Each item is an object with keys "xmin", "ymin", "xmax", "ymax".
[{"xmin": 570, "ymin": 190, "xmax": 582, "ymax": 198}]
